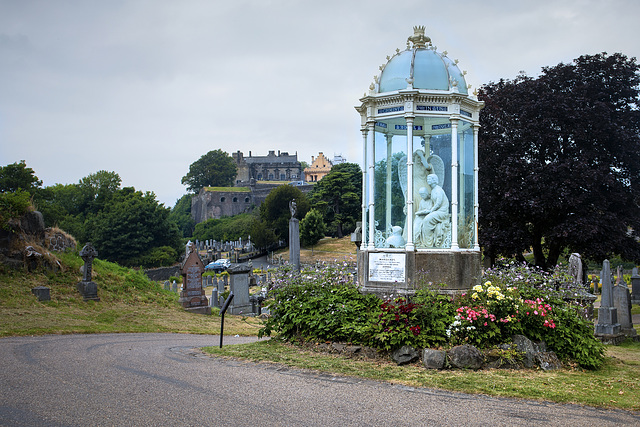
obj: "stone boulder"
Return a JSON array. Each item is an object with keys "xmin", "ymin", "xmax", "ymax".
[
  {"xmin": 447, "ymin": 344, "xmax": 484, "ymax": 370},
  {"xmin": 422, "ymin": 348, "xmax": 446, "ymax": 370},
  {"xmin": 512, "ymin": 335, "xmax": 537, "ymax": 368},
  {"xmin": 392, "ymin": 345, "xmax": 419, "ymax": 365}
]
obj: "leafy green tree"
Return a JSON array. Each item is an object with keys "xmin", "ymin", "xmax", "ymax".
[
  {"xmin": 193, "ymin": 213, "xmax": 254, "ymax": 242},
  {"xmin": 181, "ymin": 149, "xmax": 237, "ymax": 192},
  {"xmin": 479, "ymin": 52, "xmax": 640, "ymax": 268},
  {"xmin": 169, "ymin": 194, "xmax": 196, "ymax": 238},
  {"xmin": 309, "ymin": 162, "xmax": 361, "ymax": 238},
  {"xmin": 300, "ymin": 208, "xmax": 326, "ymax": 247},
  {"xmin": 250, "ymin": 216, "xmax": 277, "ymax": 251},
  {"xmin": 78, "ymin": 170, "xmax": 121, "ymax": 214},
  {"xmin": 259, "ymin": 185, "xmax": 309, "ymax": 241},
  {"xmin": 87, "ymin": 187, "xmax": 181, "ymax": 266},
  {"xmin": 0, "ymin": 160, "xmax": 42, "ymax": 193}
]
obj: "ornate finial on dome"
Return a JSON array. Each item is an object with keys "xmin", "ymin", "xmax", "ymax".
[
  {"xmin": 462, "ymin": 70, "xmax": 467, "ymax": 76},
  {"xmin": 408, "ymin": 25, "xmax": 431, "ymax": 49},
  {"xmin": 369, "ymin": 83, "xmax": 376, "ymax": 94},
  {"xmin": 443, "ymin": 50, "xmax": 448, "ymax": 56},
  {"xmin": 386, "ymin": 55, "xmax": 390, "ymax": 61},
  {"xmin": 454, "ymin": 59, "xmax": 459, "ymax": 65},
  {"xmin": 374, "ymin": 75, "xmax": 380, "ymax": 84},
  {"xmin": 396, "ymin": 48, "xmax": 400, "ymax": 54}
]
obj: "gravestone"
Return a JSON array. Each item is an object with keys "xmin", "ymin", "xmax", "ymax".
[
  {"xmin": 289, "ymin": 199, "xmax": 300, "ymax": 273},
  {"xmin": 178, "ymin": 242, "xmax": 210, "ymax": 314},
  {"xmin": 164, "ymin": 281, "xmax": 170, "ymax": 291},
  {"xmin": 77, "ymin": 243, "xmax": 100, "ymax": 301},
  {"xmin": 227, "ymin": 263, "xmax": 252, "ymax": 315},
  {"xmin": 595, "ymin": 260, "xmax": 622, "ymax": 338},
  {"xmin": 631, "ymin": 267, "xmax": 640, "ymax": 305},
  {"xmin": 172, "ymin": 280, "xmax": 178, "ymax": 293},
  {"xmin": 31, "ymin": 286, "xmax": 51, "ymax": 301},
  {"xmin": 217, "ymin": 278, "xmax": 225, "ymax": 307},
  {"xmin": 613, "ymin": 282, "xmax": 637, "ymax": 338}
]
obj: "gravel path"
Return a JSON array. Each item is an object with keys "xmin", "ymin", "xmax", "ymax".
[{"xmin": 0, "ymin": 333, "xmax": 638, "ymax": 426}]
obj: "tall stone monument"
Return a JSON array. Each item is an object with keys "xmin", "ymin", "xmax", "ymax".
[
  {"xmin": 77, "ymin": 243, "xmax": 100, "ymax": 301},
  {"xmin": 631, "ymin": 267, "xmax": 640, "ymax": 305},
  {"xmin": 595, "ymin": 260, "xmax": 622, "ymax": 340},
  {"xmin": 289, "ymin": 199, "xmax": 300, "ymax": 273},
  {"xmin": 179, "ymin": 241, "xmax": 210, "ymax": 314}
]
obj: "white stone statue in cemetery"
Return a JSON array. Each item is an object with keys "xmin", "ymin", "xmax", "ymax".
[
  {"xmin": 568, "ymin": 253, "xmax": 583, "ymax": 285},
  {"xmin": 385, "ymin": 225, "xmax": 405, "ymax": 248},
  {"xmin": 413, "ymin": 174, "xmax": 450, "ymax": 247}
]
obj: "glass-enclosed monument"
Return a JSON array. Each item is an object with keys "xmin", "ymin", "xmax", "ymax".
[{"xmin": 356, "ymin": 27, "xmax": 484, "ymax": 295}]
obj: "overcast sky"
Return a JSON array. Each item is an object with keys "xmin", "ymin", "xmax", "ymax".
[{"xmin": 2, "ymin": 0, "xmax": 640, "ymax": 207}]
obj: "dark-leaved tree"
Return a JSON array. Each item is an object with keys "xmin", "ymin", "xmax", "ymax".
[
  {"xmin": 181, "ymin": 149, "xmax": 237, "ymax": 193},
  {"xmin": 309, "ymin": 162, "xmax": 361, "ymax": 238},
  {"xmin": 259, "ymin": 185, "xmax": 309, "ymax": 241},
  {"xmin": 479, "ymin": 52, "xmax": 640, "ymax": 269}
]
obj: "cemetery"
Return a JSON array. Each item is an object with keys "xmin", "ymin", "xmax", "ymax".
[{"xmin": 1, "ymin": 25, "xmax": 640, "ymax": 412}]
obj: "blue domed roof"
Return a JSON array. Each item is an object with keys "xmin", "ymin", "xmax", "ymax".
[{"xmin": 378, "ymin": 27, "xmax": 468, "ymax": 95}]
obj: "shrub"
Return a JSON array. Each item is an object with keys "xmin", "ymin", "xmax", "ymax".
[
  {"xmin": 259, "ymin": 264, "xmax": 379, "ymax": 342},
  {"xmin": 0, "ymin": 190, "xmax": 31, "ymax": 230}
]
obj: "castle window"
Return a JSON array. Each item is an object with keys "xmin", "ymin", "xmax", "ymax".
[
  {"xmin": 232, "ymin": 197, "xmax": 238, "ymax": 202},
  {"xmin": 257, "ymin": 173, "xmax": 262, "ymax": 180},
  {"xmin": 280, "ymin": 174, "xmax": 286, "ymax": 180},
  {"xmin": 244, "ymin": 197, "xmax": 250, "ymax": 203},
  {"xmin": 220, "ymin": 197, "xmax": 226, "ymax": 202},
  {"xmin": 268, "ymin": 173, "xmax": 274, "ymax": 180}
]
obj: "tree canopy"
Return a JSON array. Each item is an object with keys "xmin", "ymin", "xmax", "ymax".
[
  {"xmin": 479, "ymin": 52, "xmax": 640, "ymax": 269},
  {"xmin": 181, "ymin": 149, "xmax": 237, "ymax": 192},
  {"xmin": 300, "ymin": 208, "xmax": 326, "ymax": 247},
  {"xmin": 0, "ymin": 160, "xmax": 42, "ymax": 194},
  {"xmin": 309, "ymin": 162, "xmax": 361, "ymax": 238},
  {"xmin": 259, "ymin": 185, "xmax": 309, "ymax": 241}
]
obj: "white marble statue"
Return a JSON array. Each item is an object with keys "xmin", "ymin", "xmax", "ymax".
[
  {"xmin": 385, "ymin": 225, "xmax": 406, "ymax": 248},
  {"xmin": 414, "ymin": 174, "xmax": 449, "ymax": 247}
]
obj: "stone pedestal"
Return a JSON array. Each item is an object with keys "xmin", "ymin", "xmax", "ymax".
[
  {"xmin": 595, "ymin": 307, "xmax": 621, "ymax": 335},
  {"xmin": 631, "ymin": 268, "xmax": 640, "ymax": 305},
  {"xmin": 357, "ymin": 250, "xmax": 481, "ymax": 298},
  {"xmin": 77, "ymin": 281, "xmax": 100, "ymax": 301},
  {"xmin": 289, "ymin": 218, "xmax": 300, "ymax": 272}
]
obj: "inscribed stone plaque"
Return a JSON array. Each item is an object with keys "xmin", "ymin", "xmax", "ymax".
[{"xmin": 369, "ymin": 253, "xmax": 406, "ymax": 282}]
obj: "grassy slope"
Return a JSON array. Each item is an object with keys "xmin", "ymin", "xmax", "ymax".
[{"xmin": 0, "ymin": 251, "xmax": 262, "ymax": 337}]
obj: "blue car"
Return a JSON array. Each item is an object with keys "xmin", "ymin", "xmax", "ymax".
[{"xmin": 205, "ymin": 259, "xmax": 230, "ymax": 272}]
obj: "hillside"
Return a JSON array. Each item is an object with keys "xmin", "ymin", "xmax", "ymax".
[{"xmin": 0, "ymin": 250, "xmax": 262, "ymax": 337}]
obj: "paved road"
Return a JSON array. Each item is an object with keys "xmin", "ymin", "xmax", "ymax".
[{"xmin": 1, "ymin": 334, "xmax": 638, "ymax": 426}]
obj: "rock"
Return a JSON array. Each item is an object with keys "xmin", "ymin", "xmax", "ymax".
[
  {"xmin": 422, "ymin": 348, "xmax": 446, "ymax": 370},
  {"xmin": 535, "ymin": 351, "xmax": 562, "ymax": 371},
  {"xmin": 331, "ymin": 343, "xmax": 346, "ymax": 353},
  {"xmin": 512, "ymin": 335, "xmax": 537, "ymax": 368},
  {"xmin": 484, "ymin": 345, "xmax": 522, "ymax": 369},
  {"xmin": 20, "ymin": 211, "xmax": 45, "ymax": 242},
  {"xmin": 344, "ymin": 345, "xmax": 362, "ymax": 356},
  {"xmin": 447, "ymin": 344, "xmax": 484, "ymax": 370},
  {"xmin": 392, "ymin": 345, "xmax": 419, "ymax": 365}
]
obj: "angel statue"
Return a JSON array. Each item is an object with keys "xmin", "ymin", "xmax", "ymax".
[{"xmin": 414, "ymin": 174, "xmax": 450, "ymax": 247}]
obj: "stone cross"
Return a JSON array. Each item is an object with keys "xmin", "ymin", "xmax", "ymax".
[{"xmin": 80, "ymin": 243, "xmax": 98, "ymax": 282}]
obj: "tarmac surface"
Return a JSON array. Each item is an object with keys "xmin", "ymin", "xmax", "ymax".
[{"xmin": 1, "ymin": 333, "xmax": 639, "ymax": 426}]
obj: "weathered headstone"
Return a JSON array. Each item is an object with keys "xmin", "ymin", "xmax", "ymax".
[
  {"xmin": 631, "ymin": 267, "xmax": 640, "ymax": 305},
  {"xmin": 178, "ymin": 243, "xmax": 210, "ymax": 314},
  {"xmin": 227, "ymin": 263, "xmax": 252, "ymax": 315},
  {"xmin": 568, "ymin": 253, "xmax": 583, "ymax": 285},
  {"xmin": 172, "ymin": 280, "xmax": 178, "ymax": 293},
  {"xmin": 31, "ymin": 286, "xmax": 51, "ymax": 301},
  {"xmin": 613, "ymin": 282, "xmax": 637, "ymax": 338},
  {"xmin": 77, "ymin": 243, "xmax": 100, "ymax": 301},
  {"xmin": 289, "ymin": 199, "xmax": 300, "ymax": 273},
  {"xmin": 595, "ymin": 260, "xmax": 622, "ymax": 338},
  {"xmin": 164, "ymin": 280, "xmax": 170, "ymax": 291}
]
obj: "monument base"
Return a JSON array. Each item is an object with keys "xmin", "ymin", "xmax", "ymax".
[
  {"xmin": 357, "ymin": 250, "xmax": 481, "ymax": 298},
  {"xmin": 178, "ymin": 293, "xmax": 209, "ymax": 309},
  {"xmin": 594, "ymin": 332, "xmax": 627, "ymax": 345},
  {"xmin": 77, "ymin": 281, "xmax": 100, "ymax": 301}
]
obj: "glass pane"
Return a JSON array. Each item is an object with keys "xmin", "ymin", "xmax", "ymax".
[
  {"xmin": 412, "ymin": 117, "xmax": 452, "ymax": 249},
  {"xmin": 458, "ymin": 120, "xmax": 475, "ymax": 248},
  {"xmin": 373, "ymin": 119, "xmax": 408, "ymax": 248}
]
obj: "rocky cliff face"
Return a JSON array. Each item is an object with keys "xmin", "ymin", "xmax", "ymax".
[{"xmin": 0, "ymin": 211, "xmax": 72, "ymax": 271}]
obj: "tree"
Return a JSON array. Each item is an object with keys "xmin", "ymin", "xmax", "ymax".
[
  {"xmin": 0, "ymin": 160, "xmax": 42, "ymax": 194},
  {"xmin": 77, "ymin": 170, "xmax": 121, "ymax": 214},
  {"xmin": 300, "ymin": 208, "xmax": 326, "ymax": 247},
  {"xmin": 478, "ymin": 52, "xmax": 640, "ymax": 269},
  {"xmin": 181, "ymin": 149, "xmax": 237, "ymax": 192},
  {"xmin": 169, "ymin": 194, "xmax": 196, "ymax": 238},
  {"xmin": 309, "ymin": 162, "xmax": 361, "ymax": 238},
  {"xmin": 87, "ymin": 187, "xmax": 181, "ymax": 266},
  {"xmin": 259, "ymin": 185, "xmax": 309, "ymax": 241}
]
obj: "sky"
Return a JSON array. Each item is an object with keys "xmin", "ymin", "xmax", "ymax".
[{"xmin": 2, "ymin": 0, "xmax": 640, "ymax": 207}]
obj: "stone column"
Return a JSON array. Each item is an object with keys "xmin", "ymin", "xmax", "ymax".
[
  {"xmin": 361, "ymin": 127, "xmax": 368, "ymax": 250},
  {"xmin": 595, "ymin": 260, "xmax": 621, "ymax": 336},
  {"xmin": 367, "ymin": 119, "xmax": 376, "ymax": 250}
]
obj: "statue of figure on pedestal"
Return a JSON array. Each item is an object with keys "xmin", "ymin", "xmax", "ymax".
[{"xmin": 414, "ymin": 174, "xmax": 450, "ymax": 247}]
